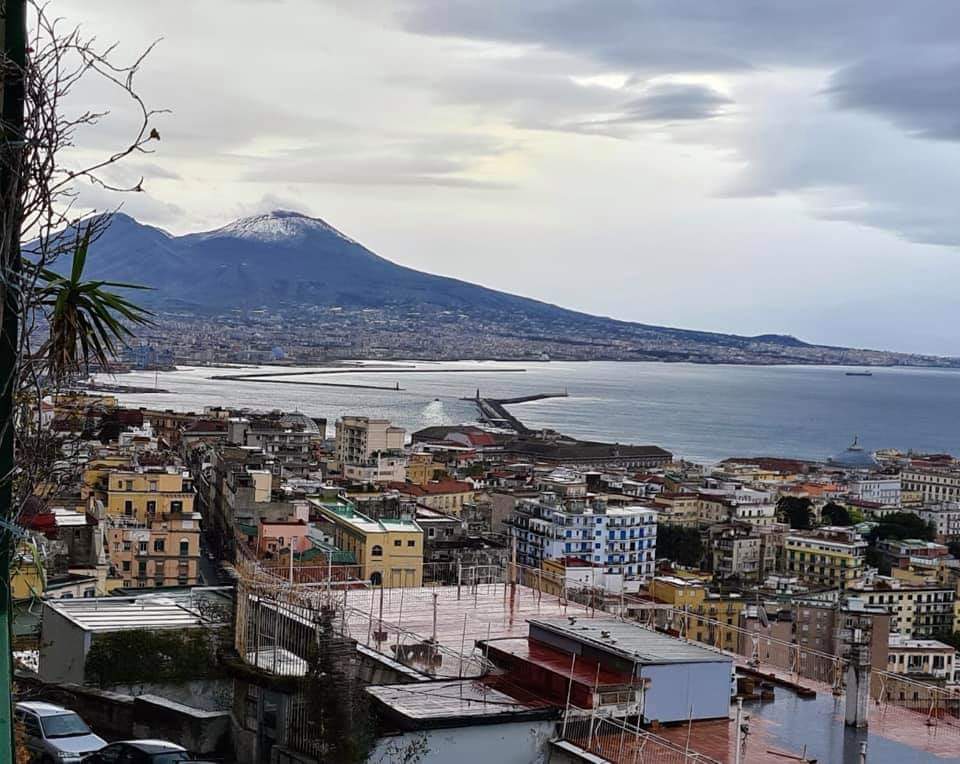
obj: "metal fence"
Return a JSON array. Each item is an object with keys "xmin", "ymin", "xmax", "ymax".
[{"xmin": 561, "ymin": 712, "xmax": 722, "ymax": 763}]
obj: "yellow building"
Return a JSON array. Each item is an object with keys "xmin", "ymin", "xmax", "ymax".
[
  {"xmin": 97, "ymin": 468, "xmax": 195, "ymax": 522},
  {"xmin": 652, "ymin": 493, "xmax": 700, "ymax": 526},
  {"xmin": 406, "ymin": 453, "xmax": 446, "ymax": 486},
  {"xmin": 648, "ymin": 576, "xmax": 744, "ymax": 650},
  {"xmin": 784, "ymin": 528, "xmax": 867, "ymax": 589},
  {"xmin": 10, "ymin": 543, "xmax": 45, "ymax": 601},
  {"xmin": 105, "ymin": 512, "xmax": 202, "ymax": 589},
  {"xmin": 310, "ymin": 498, "xmax": 423, "ymax": 587}
]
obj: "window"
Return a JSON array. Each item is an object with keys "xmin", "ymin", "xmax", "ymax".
[
  {"xmin": 179, "ymin": 540, "xmax": 189, "ymax": 557},
  {"xmin": 124, "ymin": 500, "xmax": 133, "ymax": 516},
  {"xmin": 123, "ymin": 541, "xmax": 131, "ymax": 552},
  {"xmin": 171, "ymin": 500, "xmax": 183, "ymax": 513},
  {"xmin": 149, "ymin": 481, "xmax": 158, "ymax": 492},
  {"xmin": 138, "ymin": 561, "xmax": 147, "ymax": 576},
  {"xmin": 371, "ymin": 545, "xmax": 383, "ymax": 557},
  {"xmin": 147, "ymin": 500, "xmax": 157, "ymax": 515},
  {"xmin": 428, "ymin": 528, "xmax": 435, "ymax": 537},
  {"xmin": 394, "ymin": 540, "xmax": 402, "ymax": 547},
  {"xmin": 154, "ymin": 539, "xmax": 165, "ymax": 552},
  {"xmin": 122, "ymin": 561, "xmax": 130, "ymax": 572}
]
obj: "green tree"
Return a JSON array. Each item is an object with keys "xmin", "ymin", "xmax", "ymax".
[
  {"xmin": 868, "ymin": 512, "xmax": 936, "ymax": 542},
  {"xmin": 821, "ymin": 502, "xmax": 853, "ymax": 527},
  {"xmin": 656, "ymin": 525, "xmax": 704, "ymax": 567},
  {"xmin": 35, "ymin": 225, "xmax": 151, "ymax": 383},
  {"xmin": 777, "ymin": 496, "xmax": 813, "ymax": 529}
]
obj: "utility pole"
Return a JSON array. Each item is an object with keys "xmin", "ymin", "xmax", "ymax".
[{"xmin": 0, "ymin": 3, "xmax": 26, "ymax": 759}]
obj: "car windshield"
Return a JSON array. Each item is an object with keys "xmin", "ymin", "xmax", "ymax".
[{"xmin": 40, "ymin": 712, "xmax": 91, "ymax": 738}]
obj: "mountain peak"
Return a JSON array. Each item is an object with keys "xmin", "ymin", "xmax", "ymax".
[{"xmin": 195, "ymin": 209, "xmax": 358, "ymax": 245}]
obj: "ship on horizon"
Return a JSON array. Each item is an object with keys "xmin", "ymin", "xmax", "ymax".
[{"xmin": 845, "ymin": 370, "xmax": 874, "ymax": 377}]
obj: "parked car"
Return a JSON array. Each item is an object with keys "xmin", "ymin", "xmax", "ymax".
[
  {"xmin": 14, "ymin": 701, "xmax": 106, "ymax": 763},
  {"xmin": 80, "ymin": 740, "xmax": 195, "ymax": 763}
]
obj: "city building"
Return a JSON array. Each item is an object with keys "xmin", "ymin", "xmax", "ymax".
[
  {"xmin": 915, "ymin": 504, "xmax": 960, "ymax": 541},
  {"xmin": 105, "ymin": 512, "xmax": 202, "ymax": 588},
  {"xmin": 310, "ymin": 497, "xmax": 423, "ymax": 587},
  {"xmin": 388, "ymin": 480, "xmax": 476, "ymax": 515},
  {"xmin": 97, "ymin": 467, "xmax": 195, "ymax": 523},
  {"xmin": 886, "ymin": 634, "xmax": 956, "ymax": 680},
  {"xmin": 508, "ymin": 493, "xmax": 657, "ymax": 583},
  {"xmin": 848, "ymin": 475, "xmax": 902, "ymax": 507},
  {"xmin": 901, "ymin": 468, "xmax": 960, "ymax": 505},
  {"xmin": 784, "ymin": 527, "xmax": 868, "ymax": 588},
  {"xmin": 848, "ymin": 575, "xmax": 958, "ymax": 637},
  {"xmin": 334, "ymin": 416, "xmax": 405, "ymax": 466}
]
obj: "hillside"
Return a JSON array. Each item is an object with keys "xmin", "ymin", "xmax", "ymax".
[{"xmin": 64, "ymin": 211, "xmax": 955, "ymax": 366}]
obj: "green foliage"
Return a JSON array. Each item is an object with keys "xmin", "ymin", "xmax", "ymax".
[
  {"xmin": 867, "ymin": 512, "xmax": 936, "ymax": 542},
  {"xmin": 821, "ymin": 502, "xmax": 853, "ymax": 527},
  {"xmin": 84, "ymin": 627, "xmax": 223, "ymax": 687},
  {"xmin": 777, "ymin": 496, "xmax": 813, "ymax": 529},
  {"xmin": 656, "ymin": 525, "xmax": 704, "ymax": 567},
  {"xmin": 36, "ymin": 223, "xmax": 152, "ymax": 381}
]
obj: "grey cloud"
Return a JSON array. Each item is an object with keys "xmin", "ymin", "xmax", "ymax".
[
  {"xmin": 827, "ymin": 49, "xmax": 960, "ymax": 141},
  {"xmin": 240, "ymin": 133, "xmax": 512, "ymax": 189},
  {"xmin": 609, "ymin": 83, "xmax": 732, "ymax": 123}
]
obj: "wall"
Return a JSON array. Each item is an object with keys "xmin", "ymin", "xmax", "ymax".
[
  {"xmin": 368, "ymin": 720, "xmax": 556, "ymax": 764},
  {"xmin": 638, "ymin": 660, "xmax": 732, "ymax": 723},
  {"xmin": 38, "ymin": 605, "xmax": 88, "ymax": 684}
]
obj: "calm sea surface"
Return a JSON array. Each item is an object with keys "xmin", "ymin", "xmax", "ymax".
[{"xmin": 93, "ymin": 361, "xmax": 960, "ymax": 464}]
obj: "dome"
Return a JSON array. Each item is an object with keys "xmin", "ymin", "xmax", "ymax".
[{"xmin": 828, "ymin": 435, "xmax": 877, "ymax": 468}]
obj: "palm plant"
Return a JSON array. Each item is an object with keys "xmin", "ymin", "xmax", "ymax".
[{"xmin": 35, "ymin": 223, "xmax": 152, "ymax": 382}]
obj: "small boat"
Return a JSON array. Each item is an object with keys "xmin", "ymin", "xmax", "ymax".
[{"xmin": 845, "ymin": 371, "xmax": 873, "ymax": 377}]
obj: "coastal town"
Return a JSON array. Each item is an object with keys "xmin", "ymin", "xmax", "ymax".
[{"xmin": 9, "ymin": 389, "xmax": 960, "ymax": 762}]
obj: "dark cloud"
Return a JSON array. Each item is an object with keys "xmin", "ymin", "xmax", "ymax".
[
  {"xmin": 609, "ymin": 83, "xmax": 732, "ymax": 122},
  {"xmin": 826, "ymin": 49, "xmax": 960, "ymax": 141}
]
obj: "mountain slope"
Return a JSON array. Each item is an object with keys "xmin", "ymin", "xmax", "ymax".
[{"xmin": 66, "ymin": 210, "xmax": 953, "ymax": 365}]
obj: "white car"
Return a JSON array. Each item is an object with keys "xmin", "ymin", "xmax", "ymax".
[{"xmin": 14, "ymin": 701, "xmax": 107, "ymax": 763}]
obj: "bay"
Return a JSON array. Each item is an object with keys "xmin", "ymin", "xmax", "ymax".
[{"xmin": 93, "ymin": 361, "xmax": 960, "ymax": 464}]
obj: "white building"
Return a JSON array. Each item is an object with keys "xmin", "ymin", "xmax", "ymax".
[
  {"xmin": 916, "ymin": 504, "xmax": 960, "ymax": 541},
  {"xmin": 335, "ymin": 416, "xmax": 405, "ymax": 468},
  {"xmin": 848, "ymin": 476, "xmax": 901, "ymax": 507},
  {"xmin": 508, "ymin": 493, "xmax": 657, "ymax": 581}
]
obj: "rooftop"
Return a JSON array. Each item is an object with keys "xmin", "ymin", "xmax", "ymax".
[
  {"xmin": 529, "ymin": 616, "xmax": 732, "ymax": 665},
  {"xmin": 45, "ymin": 596, "xmax": 210, "ymax": 632},
  {"xmin": 366, "ymin": 678, "xmax": 557, "ymax": 730}
]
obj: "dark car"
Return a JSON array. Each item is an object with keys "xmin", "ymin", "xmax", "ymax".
[{"xmin": 80, "ymin": 740, "xmax": 195, "ymax": 763}]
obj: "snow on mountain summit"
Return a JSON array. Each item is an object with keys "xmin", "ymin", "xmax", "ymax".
[{"xmin": 197, "ymin": 210, "xmax": 358, "ymax": 245}]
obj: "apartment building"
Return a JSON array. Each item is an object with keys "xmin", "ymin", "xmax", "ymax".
[
  {"xmin": 848, "ymin": 576, "xmax": 959, "ymax": 637},
  {"xmin": 342, "ymin": 454, "xmax": 407, "ymax": 484},
  {"xmin": 902, "ymin": 468, "xmax": 960, "ymax": 504},
  {"xmin": 105, "ymin": 512, "xmax": 201, "ymax": 588},
  {"xmin": 784, "ymin": 527, "xmax": 868, "ymax": 588},
  {"xmin": 887, "ymin": 634, "xmax": 956, "ymax": 680},
  {"xmin": 310, "ymin": 498, "xmax": 423, "ymax": 587},
  {"xmin": 227, "ymin": 416, "xmax": 315, "ymax": 476},
  {"xmin": 97, "ymin": 467, "xmax": 195, "ymax": 523},
  {"xmin": 848, "ymin": 476, "xmax": 901, "ymax": 507},
  {"xmin": 335, "ymin": 416, "xmax": 406, "ymax": 467},
  {"xmin": 508, "ymin": 493, "xmax": 657, "ymax": 581},
  {"xmin": 648, "ymin": 576, "xmax": 744, "ymax": 651},
  {"xmin": 389, "ymin": 480, "xmax": 476, "ymax": 515},
  {"xmin": 708, "ymin": 523, "xmax": 784, "ymax": 581},
  {"xmin": 406, "ymin": 452, "xmax": 446, "ymax": 485},
  {"xmin": 652, "ymin": 492, "xmax": 700, "ymax": 526},
  {"xmin": 915, "ymin": 504, "xmax": 960, "ymax": 541}
]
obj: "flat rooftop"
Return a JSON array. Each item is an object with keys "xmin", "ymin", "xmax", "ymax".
[
  {"xmin": 46, "ymin": 596, "xmax": 208, "ymax": 632},
  {"xmin": 530, "ymin": 616, "xmax": 732, "ymax": 665},
  {"xmin": 367, "ymin": 678, "xmax": 557, "ymax": 730}
]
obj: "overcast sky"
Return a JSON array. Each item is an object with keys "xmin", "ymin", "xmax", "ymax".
[{"xmin": 55, "ymin": 1, "xmax": 960, "ymax": 355}]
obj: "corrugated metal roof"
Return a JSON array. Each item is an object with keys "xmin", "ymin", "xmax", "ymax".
[{"xmin": 46, "ymin": 596, "xmax": 207, "ymax": 632}]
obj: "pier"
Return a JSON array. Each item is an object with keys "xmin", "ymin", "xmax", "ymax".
[
  {"xmin": 464, "ymin": 391, "xmax": 569, "ymax": 433},
  {"xmin": 212, "ymin": 378, "xmax": 404, "ymax": 392}
]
